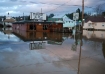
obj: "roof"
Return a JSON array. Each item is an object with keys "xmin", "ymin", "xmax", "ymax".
[
  {"xmin": 85, "ymin": 16, "xmax": 105, "ymax": 22},
  {"xmin": 55, "ymin": 20, "xmax": 63, "ymax": 23},
  {"xmin": 4, "ymin": 18, "xmax": 16, "ymax": 23},
  {"xmin": 63, "ymin": 15, "xmax": 73, "ymax": 21},
  {"xmin": 52, "ymin": 14, "xmax": 65, "ymax": 18},
  {"xmin": 13, "ymin": 20, "xmax": 63, "ymax": 24}
]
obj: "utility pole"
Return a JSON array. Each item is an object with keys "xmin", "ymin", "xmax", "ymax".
[
  {"xmin": 77, "ymin": 0, "xmax": 84, "ymax": 74},
  {"xmin": 81, "ymin": 0, "xmax": 84, "ymax": 33}
]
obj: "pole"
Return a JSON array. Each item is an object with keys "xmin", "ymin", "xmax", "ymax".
[
  {"xmin": 77, "ymin": 34, "xmax": 82, "ymax": 74},
  {"xmin": 81, "ymin": 0, "xmax": 84, "ymax": 33},
  {"xmin": 33, "ymin": 21, "xmax": 34, "ymax": 43},
  {"xmin": 23, "ymin": 13, "xmax": 24, "ymax": 21},
  {"xmin": 74, "ymin": 19, "xmax": 76, "ymax": 42}
]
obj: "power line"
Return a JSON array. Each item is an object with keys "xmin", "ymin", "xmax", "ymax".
[
  {"xmin": 45, "ymin": 5, "xmax": 95, "ymax": 14},
  {"xmin": 44, "ymin": 0, "xmax": 72, "ymax": 13}
]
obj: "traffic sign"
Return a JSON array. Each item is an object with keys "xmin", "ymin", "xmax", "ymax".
[{"xmin": 73, "ymin": 13, "xmax": 79, "ymax": 20}]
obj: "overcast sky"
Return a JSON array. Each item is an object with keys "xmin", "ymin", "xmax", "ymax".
[{"xmin": 0, "ymin": 0, "xmax": 105, "ymax": 16}]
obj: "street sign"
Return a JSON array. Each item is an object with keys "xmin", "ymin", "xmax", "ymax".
[{"xmin": 73, "ymin": 13, "xmax": 79, "ymax": 20}]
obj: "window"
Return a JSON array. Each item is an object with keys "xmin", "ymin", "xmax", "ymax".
[
  {"xmin": 95, "ymin": 23, "xmax": 97, "ymax": 26},
  {"xmin": 102, "ymin": 25, "xmax": 104, "ymax": 26},
  {"xmin": 88, "ymin": 23, "xmax": 91, "ymax": 26},
  {"xmin": 29, "ymin": 24, "xmax": 36, "ymax": 30},
  {"xmin": 101, "ymin": 34, "xmax": 104, "ymax": 38},
  {"xmin": 43, "ymin": 25, "xmax": 48, "ymax": 30},
  {"xmin": 102, "ymin": 23, "xmax": 104, "ymax": 26}
]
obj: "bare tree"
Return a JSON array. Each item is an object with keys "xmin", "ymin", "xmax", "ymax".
[{"xmin": 94, "ymin": 3, "xmax": 105, "ymax": 15}]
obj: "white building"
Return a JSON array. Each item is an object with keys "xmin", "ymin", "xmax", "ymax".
[
  {"xmin": 83, "ymin": 16, "xmax": 105, "ymax": 30},
  {"xmin": 3, "ymin": 13, "xmax": 16, "ymax": 27},
  {"xmin": 63, "ymin": 15, "xmax": 75, "ymax": 28},
  {"xmin": 52, "ymin": 14, "xmax": 76, "ymax": 28}
]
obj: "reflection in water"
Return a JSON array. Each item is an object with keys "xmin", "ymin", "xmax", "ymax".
[
  {"xmin": 0, "ymin": 27, "xmax": 21, "ymax": 42},
  {"xmin": 77, "ymin": 34, "xmax": 82, "ymax": 74},
  {"xmin": 83, "ymin": 30, "xmax": 105, "ymax": 39},
  {"xmin": 13, "ymin": 30, "xmax": 64, "ymax": 45},
  {"xmin": 29, "ymin": 42, "xmax": 46, "ymax": 50},
  {"xmin": 71, "ymin": 33, "xmax": 83, "ymax": 51},
  {"xmin": 71, "ymin": 43, "xmax": 77, "ymax": 51},
  {"xmin": 2, "ymin": 27, "xmax": 12, "ymax": 39},
  {"xmin": 102, "ymin": 42, "xmax": 105, "ymax": 58},
  {"xmin": 1, "ymin": 29, "xmax": 105, "ymax": 74}
]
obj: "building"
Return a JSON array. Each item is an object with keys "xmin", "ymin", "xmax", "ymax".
[
  {"xmin": 63, "ymin": 15, "xmax": 76, "ymax": 28},
  {"xmin": 83, "ymin": 16, "xmax": 105, "ymax": 30},
  {"xmin": 3, "ymin": 13, "xmax": 16, "ymax": 27},
  {"xmin": 13, "ymin": 12, "xmax": 63, "ymax": 32},
  {"xmin": 12, "ymin": 20, "xmax": 63, "ymax": 32},
  {"xmin": 48, "ymin": 14, "xmax": 79, "ymax": 28}
]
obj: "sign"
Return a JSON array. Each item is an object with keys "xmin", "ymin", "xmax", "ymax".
[
  {"xmin": 30, "ymin": 12, "xmax": 46, "ymax": 20},
  {"xmin": 73, "ymin": 13, "xmax": 79, "ymax": 20}
]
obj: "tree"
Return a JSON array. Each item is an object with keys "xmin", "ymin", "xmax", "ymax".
[
  {"xmin": 66, "ymin": 8, "xmax": 90, "ymax": 21},
  {"xmin": 66, "ymin": 13, "xmax": 73, "ymax": 20},
  {"xmin": 102, "ymin": 11, "xmax": 105, "ymax": 16},
  {"xmin": 94, "ymin": 3, "xmax": 105, "ymax": 15},
  {"xmin": 48, "ymin": 13, "xmax": 54, "ymax": 18}
]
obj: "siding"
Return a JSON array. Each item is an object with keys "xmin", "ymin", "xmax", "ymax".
[{"xmin": 83, "ymin": 22, "xmax": 105, "ymax": 30}]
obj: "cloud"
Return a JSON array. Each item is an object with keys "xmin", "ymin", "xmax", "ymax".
[
  {"xmin": 0, "ymin": 0, "xmax": 105, "ymax": 16},
  {"xmin": 10, "ymin": 0, "xmax": 18, "ymax": 1}
]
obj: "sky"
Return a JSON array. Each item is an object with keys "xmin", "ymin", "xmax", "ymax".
[{"xmin": 0, "ymin": 0, "xmax": 105, "ymax": 17}]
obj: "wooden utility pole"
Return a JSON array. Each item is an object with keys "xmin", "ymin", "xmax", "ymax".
[
  {"xmin": 77, "ymin": 0, "xmax": 84, "ymax": 74},
  {"xmin": 81, "ymin": 0, "xmax": 84, "ymax": 33}
]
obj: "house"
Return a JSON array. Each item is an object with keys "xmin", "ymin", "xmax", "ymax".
[
  {"xmin": 63, "ymin": 15, "xmax": 76, "ymax": 29},
  {"xmin": 12, "ymin": 20, "xmax": 63, "ymax": 32},
  {"xmin": 83, "ymin": 16, "xmax": 105, "ymax": 30},
  {"xmin": 48, "ymin": 14, "xmax": 79, "ymax": 33},
  {"xmin": 3, "ymin": 13, "xmax": 16, "ymax": 27},
  {"xmin": 12, "ymin": 12, "xmax": 63, "ymax": 32},
  {"xmin": 48, "ymin": 14, "xmax": 79, "ymax": 28}
]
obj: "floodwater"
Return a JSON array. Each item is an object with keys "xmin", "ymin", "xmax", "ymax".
[{"xmin": 0, "ymin": 28, "xmax": 105, "ymax": 74}]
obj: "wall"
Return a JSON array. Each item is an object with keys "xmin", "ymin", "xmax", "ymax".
[
  {"xmin": 94, "ymin": 22, "xmax": 105, "ymax": 30},
  {"xmin": 13, "ymin": 22, "xmax": 63, "ymax": 32},
  {"xmin": 83, "ymin": 21, "xmax": 105, "ymax": 30},
  {"xmin": 12, "ymin": 23, "xmax": 27, "ymax": 31}
]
